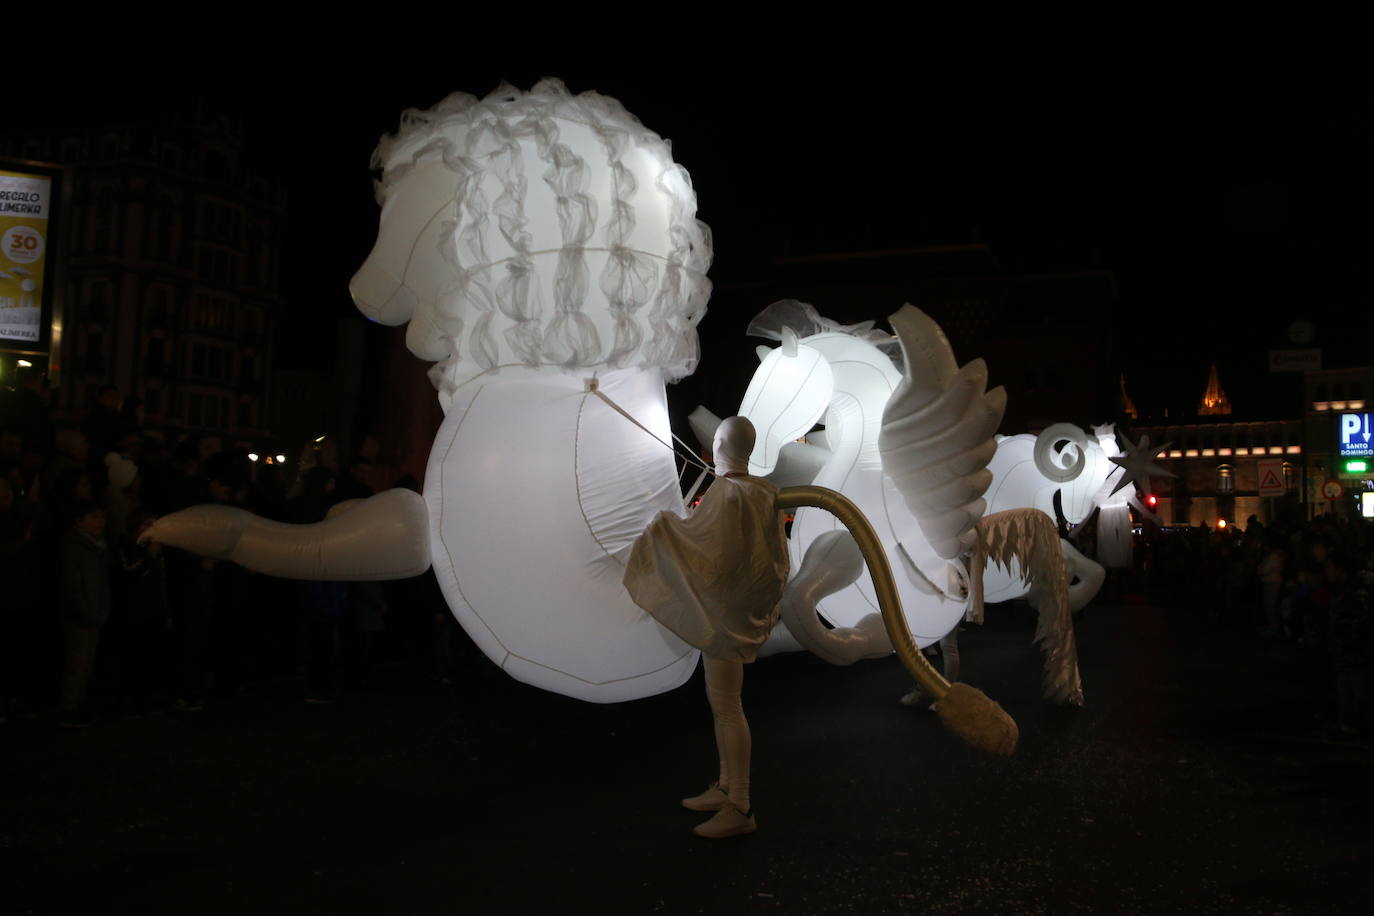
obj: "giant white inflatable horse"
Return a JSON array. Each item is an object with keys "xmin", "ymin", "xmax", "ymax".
[
  {"xmin": 714, "ymin": 303, "xmax": 1152, "ymax": 703},
  {"xmin": 718, "ymin": 306, "xmax": 1106, "ymax": 611},
  {"xmin": 728, "ymin": 303, "xmax": 999, "ymax": 648},
  {"xmin": 143, "ymin": 81, "xmax": 1014, "ymax": 741}
]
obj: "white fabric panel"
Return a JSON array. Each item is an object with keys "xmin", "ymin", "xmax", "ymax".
[
  {"xmin": 1096, "ymin": 503, "xmax": 1135, "ymax": 570},
  {"xmin": 984, "ymin": 435, "xmax": 1057, "ymax": 520},
  {"xmin": 425, "ymin": 366, "xmax": 697, "ymax": 703}
]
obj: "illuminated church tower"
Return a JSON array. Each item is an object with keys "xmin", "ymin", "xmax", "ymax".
[{"xmin": 1197, "ymin": 363, "xmax": 1232, "ymax": 416}]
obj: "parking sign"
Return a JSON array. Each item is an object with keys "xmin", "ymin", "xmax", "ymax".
[{"xmin": 1339, "ymin": 413, "xmax": 1373, "ymax": 458}]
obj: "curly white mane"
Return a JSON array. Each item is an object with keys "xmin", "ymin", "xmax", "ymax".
[{"xmin": 365, "ymin": 79, "xmax": 713, "ymax": 406}]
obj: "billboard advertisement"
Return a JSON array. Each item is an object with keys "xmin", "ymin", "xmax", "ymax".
[
  {"xmin": 0, "ymin": 169, "xmax": 50, "ymax": 344},
  {"xmin": 0, "ymin": 161, "xmax": 63, "ymax": 357}
]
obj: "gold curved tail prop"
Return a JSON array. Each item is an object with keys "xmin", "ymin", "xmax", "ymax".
[{"xmin": 776, "ymin": 486, "xmax": 1018, "ymax": 756}]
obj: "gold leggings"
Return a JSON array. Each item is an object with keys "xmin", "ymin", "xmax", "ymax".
[{"xmin": 704, "ymin": 656, "xmax": 749, "ymax": 811}]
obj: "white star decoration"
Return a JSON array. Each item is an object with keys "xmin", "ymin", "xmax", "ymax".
[
  {"xmin": 1108, "ymin": 432, "xmax": 1176, "ymax": 497},
  {"xmin": 1126, "ymin": 491, "xmax": 1163, "ymax": 524}
]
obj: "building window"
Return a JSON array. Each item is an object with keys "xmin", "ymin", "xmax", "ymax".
[
  {"xmin": 145, "ymin": 340, "xmax": 165, "ymax": 377},
  {"xmin": 188, "ymin": 342, "xmax": 233, "ymax": 382},
  {"xmin": 202, "ymin": 149, "xmax": 232, "ymax": 183},
  {"xmin": 146, "ymin": 195, "xmax": 177, "ymax": 261},
  {"xmin": 186, "ymin": 392, "xmax": 230, "ymax": 428},
  {"xmin": 1282, "ymin": 462, "xmax": 1296, "ymax": 493},
  {"xmin": 84, "ymin": 279, "xmax": 113, "ymax": 322},
  {"xmin": 191, "ymin": 294, "xmax": 234, "ymax": 332},
  {"xmin": 145, "ymin": 284, "xmax": 173, "ymax": 326},
  {"xmin": 197, "ymin": 199, "xmax": 242, "ymax": 244},
  {"xmin": 92, "ymin": 187, "xmax": 118, "ymax": 250},
  {"xmin": 1217, "ymin": 465, "xmax": 1234, "ymax": 494},
  {"xmin": 85, "ymin": 330, "xmax": 105, "ymax": 374},
  {"xmin": 246, "ymin": 224, "xmax": 271, "ymax": 289},
  {"xmin": 195, "ymin": 246, "xmax": 240, "ymax": 286}
]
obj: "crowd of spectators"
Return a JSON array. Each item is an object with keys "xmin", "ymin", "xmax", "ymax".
[
  {"xmin": 1112, "ymin": 512, "xmax": 1374, "ymax": 739},
  {"xmin": 1, "ymin": 375, "xmax": 457, "ymax": 729},
  {"xmin": 4, "ymin": 371, "xmax": 1372, "ymax": 741}
]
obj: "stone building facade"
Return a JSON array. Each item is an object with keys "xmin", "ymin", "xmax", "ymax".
[
  {"xmin": 1128, "ymin": 365, "xmax": 1374, "ymax": 526},
  {"xmin": 0, "ymin": 105, "xmax": 284, "ymax": 440},
  {"xmin": 1127, "ymin": 417, "xmax": 1304, "ymax": 527}
]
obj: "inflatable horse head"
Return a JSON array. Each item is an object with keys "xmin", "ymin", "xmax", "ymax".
[{"xmin": 351, "ymin": 78, "xmax": 712, "ymax": 408}]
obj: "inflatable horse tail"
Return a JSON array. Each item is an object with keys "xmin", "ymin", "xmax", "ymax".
[{"xmin": 968, "ymin": 508, "xmax": 1085, "ymax": 706}]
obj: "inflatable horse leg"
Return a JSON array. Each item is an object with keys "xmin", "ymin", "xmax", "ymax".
[
  {"xmin": 773, "ymin": 530, "xmax": 892, "ymax": 664},
  {"xmin": 1059, "ymin": 538, "xmax": 1106, "ymax": 612},
  {"xmin": 777, "ymin": 486, "xmax": 1017, "ymax": 755},
  {"xmin": 140, "ymin": 488, "xmax": 431, "ymax": 581}
]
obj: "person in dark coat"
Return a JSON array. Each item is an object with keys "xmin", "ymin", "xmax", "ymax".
[
  {"xmin": 111, "ymin": 511, "xmax": 172, "ymax": 712},
  {"xmin": 1328, "ymin": 552, "xmax": 1373, "ymax": 737},
  {"xmin": 291, "ymin": 467, "xmax": 347, "ymax": 703},
  {"xmin": 59, "ymin": 502, "xmax": 112, "ymax": 726}
]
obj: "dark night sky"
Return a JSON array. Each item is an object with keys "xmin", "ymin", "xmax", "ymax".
[{"xmin": 20, "ymin": 34, "xmax": 1372, "ymax": 419}]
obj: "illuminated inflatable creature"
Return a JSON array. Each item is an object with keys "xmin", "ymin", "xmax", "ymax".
[
  {"xmin": 143, "ymin": 80, "xmax": 1015, "ymax": 754},
  {"xmin": 709, "ymin": 303, "xmax": 1159, "ymax": 705}
]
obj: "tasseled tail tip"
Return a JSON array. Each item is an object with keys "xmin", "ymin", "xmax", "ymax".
[{"xmin": 935, "ymin": 682, "xmax": 1018, "ymax": 756}]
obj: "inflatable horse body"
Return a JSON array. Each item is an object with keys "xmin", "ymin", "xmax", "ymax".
[{"xmin": 143, "ymin": 82, "xmax": 1095, "ymax": 716}]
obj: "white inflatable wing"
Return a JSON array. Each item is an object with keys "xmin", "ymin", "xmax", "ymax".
[{"xmin": 879, "ymin": 305, "xmax": 1007, "ymax": 561}]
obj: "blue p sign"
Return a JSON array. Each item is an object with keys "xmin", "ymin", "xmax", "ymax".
[{"xmin": 1341, "ymin": 413, "xmax": 1373, "ymax": 456}]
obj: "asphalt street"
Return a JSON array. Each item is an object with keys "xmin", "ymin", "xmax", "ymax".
[{"xmin": 4, "ymin": 599, "xmax": 1372, "ymax": 915}]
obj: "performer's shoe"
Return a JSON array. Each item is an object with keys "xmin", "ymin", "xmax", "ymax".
[
  {"xmin": 681, "ymin": 781, "xmax": 729, "ymax": 812},
  {"xmin": 692, "ymin": 801, "xmax": 756, "ymax": 839}
]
